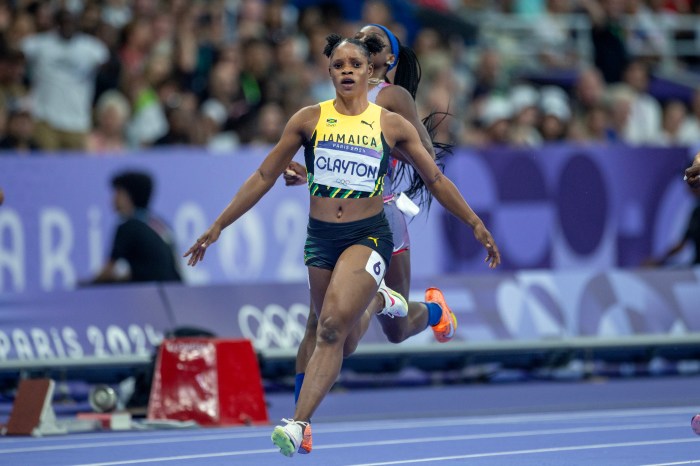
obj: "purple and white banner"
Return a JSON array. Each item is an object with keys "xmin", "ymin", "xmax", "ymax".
[
  {"xmin": 0, "ymin": 267, "xmax": 698, "ymax": 364},
  {"xmin": 0, "ymin": 145, "xmax": 696, "ymax": 294},
  {"xmin": 0, "ymin": 284, "xmax": 168, "ymax": 362}
]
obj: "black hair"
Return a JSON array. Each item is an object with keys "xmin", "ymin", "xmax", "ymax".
[
  {"xmin": 392, "ymin": 110, "xmax": 452, "ymax": 211},
  {"xmin": 323, "ymin": 34, "xmax": 384, "ymax": 60},
  {"xmin": 378, "ymin": 34, "xmax": 453, "ymax": 212},
  {"xmin": 112, "ymin": 171, "xmax": 153, "ymax": 209},
  {"xmin": 393, "ymin": 44, "xmax": 421, "ymax": 100}
]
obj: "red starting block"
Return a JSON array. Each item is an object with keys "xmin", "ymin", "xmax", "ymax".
[
  {"xmin": 5, "ymin": 379, "xmax": 67, "ymax": 436},
  {"xmin": 147, "ymin": 338, "xmax": 269, "ymax": 426}
]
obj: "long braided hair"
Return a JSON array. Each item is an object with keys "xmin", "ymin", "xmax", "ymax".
[{"xmin": 369, "ymin": 26, "xmax": 452, "ymax": 211}]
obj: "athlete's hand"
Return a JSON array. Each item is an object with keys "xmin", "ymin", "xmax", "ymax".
[
  {"xmin": 685, "ymin": 161, "xmax": 700, "ymax": 190},
  {"xmin": 283, "ymin": 161, "xmax": 307, "ymax": 186},
  {"xmin": 184, "ymin": 223, "xmax": 222, "ymax": 266},
  {"xmin": 473, "ymin": 223, "xmax": 501, "ymax": 269}
]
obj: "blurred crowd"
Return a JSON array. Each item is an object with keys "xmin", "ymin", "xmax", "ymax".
[{"xmin": 1, "ymin": 0, "xmax": 700, "ymax": 155}]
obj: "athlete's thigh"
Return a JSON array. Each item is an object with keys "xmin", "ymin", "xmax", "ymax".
[
  {"xmin": 322, "ymin": 244, "xmax": 384, "ymax": 325},
  {"xmin": 385, "ymin": 250, "xmax": 411, "ymax": 298}
]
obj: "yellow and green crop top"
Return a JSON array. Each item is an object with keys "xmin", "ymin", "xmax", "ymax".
[{"xmin": 303, "ymin": 100, "xmax": 391, "ymax": 198}]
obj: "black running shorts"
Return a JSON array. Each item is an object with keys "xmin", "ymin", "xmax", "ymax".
[{"xmin": 304, "ymin": 211, "xmax": 393, "ymax": 270}]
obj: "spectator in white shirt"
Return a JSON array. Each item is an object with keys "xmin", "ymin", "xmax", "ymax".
[
  {"xmin": 21, "ymin": 9, "xmax": 108, "ymax": 151},
  {"xmin": 620, "ymin": 59, "xmax": 662, "ymax": 145}
]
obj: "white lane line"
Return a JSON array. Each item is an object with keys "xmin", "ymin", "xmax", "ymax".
[
  {"xmin": 0, "ymin": 407, "xmax": 697, "ymax": 455},
  {"xmin": 2, "ymin": 405, "xmax": 693, "ymax": 449},
  {"xmin": 75, "ymin": 448, "xmax": 274, "ymax": 465},
  {"xmin": 0, "ymin": 432, "xmax": 260, "ymax": 454},
  {"xmin": 0, "ymin": 419, "xmax": 686, "ymax": 455},
  {"xmin": 66, "ymin": 424, "xmax": 687, "ymax": 465},
  {"xmin": 640, "ymin": 461, "xmax": 700, "ymax": 466},
  {"xmin": 344, "ymin": 438, "xmax": 700, "ymax": 466}
]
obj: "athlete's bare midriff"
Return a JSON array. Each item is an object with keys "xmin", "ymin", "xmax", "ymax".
[{"xmin": 309, "ymin": 196, "xmax": 383, "ymax": 222}]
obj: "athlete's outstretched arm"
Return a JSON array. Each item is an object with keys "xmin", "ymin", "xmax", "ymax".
[
  {"xmin": 387, "ymin": 111, "xmax": 500, "ymax": 268},
  {"xmin": 686, "ymin": 151, "xmax": 700, "ymax": 190},
  {"xmin": 184, "ymin": 107, "xmax": 314, "ymax": 266}
]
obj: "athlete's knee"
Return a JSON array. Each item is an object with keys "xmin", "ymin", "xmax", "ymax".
[{"xmin": 316, "ymin": 315, "xmax": 345, "ymax": 347}]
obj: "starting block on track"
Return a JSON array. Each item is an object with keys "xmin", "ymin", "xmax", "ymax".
[
  {"xmin": 147, "ymin": 338, "xmax": 269, "ymax": 426},
  {"xmin": 76, "ymin": 411, "xmax": 132, "ymax": 431},
  {"xmin": 5, "ymin": 379, "xmax": 67, "ymax": 436}
]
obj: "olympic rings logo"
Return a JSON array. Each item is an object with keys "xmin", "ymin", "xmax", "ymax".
[{"xmin": 238, "ymin": 303, "xmax": 309, "ymax": 350}]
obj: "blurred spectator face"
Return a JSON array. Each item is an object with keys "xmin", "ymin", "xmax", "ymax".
[
  {"xmin": 623, "ymin": 61, "xmax": 649, "ymax": 93},
  {"xmin": 96, "ymin": 22, "xmax": 120, "ymax": 50},
  {"xmin": 541, "ymin": 115, "xmax": 566, "ymax": 140},
  {"xmin": 79, "ymin": 3, "xmax": 102, "ymax": 34},
  {"xmin": 7, "ymin": 110, "xmax": 34, "ymax": 142},
  {"xmin": 257, "ymin": 103, "xmax": 285, "ymax": 143},
  {"xmin": 510, "ymin": 85, "xmax": 540, "ymax": 127},
  {"xmin": 624, "ymin": 0, "xmax": 642, "ymax": 14},
  {"xmin": 6, "ymin": 12, "xmax": 36, "ymax": 48},
  {"xmin": 133, "ymin": 0, "xmax": 160, "ymax": 18},
  {"xmin": 218, "ymin": 44, "xmax": 242, "ymax": 67},
  {"xmin": 603, "ymin": 0, "xmax": 625, "ymax": 17},
  {"xmin": 547, "ymin": 0, "xmax": 570, "ymax": 13},
  {"xmin": 477, "ymin": 49, "xmax": 501, "ymax": 83},
  {"xmin": 264, "ymin": 0, "xmax": 287, "ymax": 33},
  {"xmin": 145, "ymin": 54, "xmax": 174, "ymax": 87},
  {"xmin": 298, "ymin": 6, "xmax": 323, "ymax": 35},
  {"xmin": 0, "ymin": 2, "xmax": 10, "ymax": 31},
  {"xmin": 576, "ymin": 69, "xmax": 605, "ymax": 107},
  {"xmin": 609, "ymin": 96, "xmax": 632, "ymax": 131},
  {"xmin": 124, "ymin": 19, "xmax": 153, "ymax": 52},
  {"xmin": 362, "ymin": 0, "xmax": 393, "ymax": 26},
  {"xmin": 275, "ymin": 37, "xmax": 304, "ymax": 69},
  {"xmin": 243, "ymin": 40, "xmax": 274, "ymax": 78},
  {"xmin": 240, "ymin": 0, "xmax": 266, "ymax": 22},
  {"xmin": 584, "ymin": 105, "xmax": 609, "ymax": 139},
  {"xmin": 663, "ymin": 100, "xmax": 687, "ymax": 134},
  {"xmin": 413, "ymin": 28, "xmax": 441, "ymax": 58},
  {"xmin": 152, "ymin": 13, "xmax": 174, "ymax": 43},
  {"xmin": 56, "ymin": 10, "xmax": 77, "ymax": 40},
  {"xmin": 98, "ymin": 103, "xmax": 128, "ymax": 136},
  {"xmin": 238, "ymin": 0, "xmax": 266, "ymax": 39},
  {"xmin": 209, "ymin": 62, "xmax": 239, "ymax": 99},
  {"xmin": 0, "ymin": 50, "xmax": 25, "ymax": 85},
  {"xmin": 166, "ymin": 106, "xmax": 193, "ymax": 138},
  {"xmin": 33, "ymin": 1, "xmax": 55, "ymax": 32}
]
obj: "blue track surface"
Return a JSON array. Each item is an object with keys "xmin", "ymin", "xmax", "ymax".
[{"xmin": 2, "ymin": 376, "xmax": 699, "ymax": 465}]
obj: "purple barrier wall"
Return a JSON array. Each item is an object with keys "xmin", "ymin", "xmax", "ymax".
[
  {"xmin": 0, "ymin": 145, "xmax": 695, "ymax": 294},
  {"xmin": 1, "ymin": 268, "xmax": 698, "ymax": 366},
  {"xmin": 0, "ymin": 284, "xmax": 170, "ymax": 362},
  {"xmin": 435, "ymin": 145, "xmax": 695, "ymax": 272}
]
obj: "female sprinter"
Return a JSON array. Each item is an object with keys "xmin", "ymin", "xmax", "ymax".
[
  {"xmin": 184, "ymin": 34, "xmax": 500, "ymax": 457},
  {"xmin": 286, "ymin": 23, "xmax": 459, "ymax": 407}
]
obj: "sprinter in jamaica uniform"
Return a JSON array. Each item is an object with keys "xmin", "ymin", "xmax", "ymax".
[
  {"xmin": 183, "ymin": 34, "xmax": 501, "ymax": 458},
  {"xmin": 286, "ymin": 24, "xmax": 462, "ymax": 409}
]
